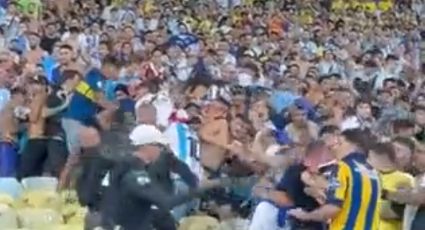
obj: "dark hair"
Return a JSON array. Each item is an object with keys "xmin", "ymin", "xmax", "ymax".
[
  {"xmin": 392, "ymin": 137, "xmax": 415, "ymax": 153},
  {"xmin": 99, "ymin": 41, "xmax": 111, "ymax": 49},
  {"xmin": 184, "ymin": 102, "xmax": 201, "ymax": 111},
  {"xmin": 29, "ymin": 74, "xmax": 48, "ymax": 86},
  {"xmin": 370, "ymin": 142, "xmax": 396, "ymax": 162},
  {"xmin": 10, "ymin": 87, "xmax": 26, "ymax": 96},
  {"xmin": 355, "ymin": 98, "xmax": 371, "ymax": 107},
  {"xmin": 59, "ymin": 44, "xmax": 74, "ymax": 52},
  {"xmin": 319, "ymin": 125, "xmax": 340, "ymax": 137},
  {"xmin": 392, "ymin": 119, "xmax": 415, "ymax": 133},
  {"xmin": 69, "ymin": 26, "xmax": 80, "ymax": 33},
  {"xmin": 61, "ymin": 69, "xmax": 81, "ymax": 84},
  {"xmin": 413, "ymin": 105, "xmax": 425, "ymax": 113},
  {"xmin": 114, "ymin": 84, "xmax": 129, "ymax": 95},
  {"xmin": 385, "ymin": 54, "xmax": 399, "ymax": 61},
  {"xmin": 383, "ymin": 78, "xmax": 397, "ymax": 87},
  {"xmin": 341, "ymin": 128, "xmax": 376, "ymax": 151},
  {"xmin": 102, "ymin": 55, "xmax": 120, "ymax": 67}
]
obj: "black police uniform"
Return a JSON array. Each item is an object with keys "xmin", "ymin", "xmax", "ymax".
[
  {"xmin": 105, "ymin": 159, "xmax": 205, "ymax": 230},
  {"xmin": 146, "ymin": 150, "xmax": 199, "ymax": 230}
]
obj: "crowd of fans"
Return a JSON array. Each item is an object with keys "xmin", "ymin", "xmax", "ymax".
[{"xmin": 0, "ymin": 0, "xmax": 424, "ymax": 229}]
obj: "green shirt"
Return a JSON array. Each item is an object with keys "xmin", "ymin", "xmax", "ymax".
[{"xmin": 18, "ymin": 0, "xmax": 42, "ymax": 19}]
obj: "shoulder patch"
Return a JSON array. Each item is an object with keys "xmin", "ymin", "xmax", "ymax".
[{"xmin": 133, "ymin": 170, "xmax": 151, "ymax": 186}]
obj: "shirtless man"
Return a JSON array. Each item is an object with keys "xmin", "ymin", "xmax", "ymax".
[
  {"xmin": 0, "ymin": 88, "xmax": 27, "ymax": 177},
  {"xmin": 26, "ymin": 31, "xmax": 46, "ymax": 64},
  {"xmin": 19, "ymin": 76, "xmax": 71, "ymax": 178},
  {"xmin": 199, "ymin": 98, "xmax": 231, "ymax": 178}
]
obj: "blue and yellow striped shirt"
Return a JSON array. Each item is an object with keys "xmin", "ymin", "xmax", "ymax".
[{"xmin": 326, "ymin": 153, "xmax": 380, "ymax": 230}]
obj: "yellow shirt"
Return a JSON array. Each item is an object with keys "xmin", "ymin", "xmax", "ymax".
[
  {"xmin": 379, "ymin": 171, "xmax": 414, "ymax": 230},
  {"xmin": 332, "ymin": 0, "xmax": 346, "ymax": 11},
  {"xmin": 326, "ymin": 153, "xmax": 381, "ymax": 230},
  {"xmin": 378, "ymin": 0, "xmax": 394, "ymax": 11},
  {"xmin": 363, "ymin": 1, "xmax": 378, "ymax": 12},
  {"xmin": 18, "ymin": 0, "xmax": 42, "ymax": 19}
]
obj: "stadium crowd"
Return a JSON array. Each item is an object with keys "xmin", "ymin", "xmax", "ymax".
[{"xmin": 0, "ymin": 0, "xmax": 424, "ymax": 229}]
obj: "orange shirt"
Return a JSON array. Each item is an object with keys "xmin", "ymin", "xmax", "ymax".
[{"xmin": 268, "ymin": 16, "xmax": 284, "ymax": 36}]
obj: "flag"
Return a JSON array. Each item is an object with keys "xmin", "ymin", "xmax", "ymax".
[{"xmin": 168, "ymin": 33, "xmax": 199, "ymax": 49}]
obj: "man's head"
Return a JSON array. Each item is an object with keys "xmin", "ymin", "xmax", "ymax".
[
  {"xmin": 392, "ymin": 137, "xmax": 415, "ymax": 171},
  {"xmin": 355, "ymin": 98, "xmax": 372, "ymax": 120},
  {"xmin": 320, "ymin": 125, "xmax": 340, "ymax": 150},
  {"xmin": 101, "ymin": 55, "xmax": 119, "ymax": 80},
  {"xmin": 328, "ymin": 128, "xmax": 372, "ymax": 158},
  {"xmin": 303, "ymin": 140, "xmax": 334, "ymax": 172},
  {"xmin": 413, "ymin": 142, "xmax": 425, "ymax": 173},
  {"xmin": 98, "ymin": 41, "xmax": 111, "ymax": 59},
  {"xmin": 28, "ymin": 75, "xmax": 49, "ymax": 95},
  {"xmin": 58, "ymin": 44, "xmax": 74, "ymax": 65},
  {"xmin": 7, "ymin": 2, "xmax": 18, "ymax": 15},
  {"xmin": 28, "ymin": 32, "xmax": 41, "ymax": 49},
  {"xmin": 45, "ymin": 23, "xmax": 57, "ymax": 37},
  {"xmin": 288, "ymin": 105, "xmax": 307, "ymax": 127},
  {"xmin": 10, "ymin": 87, "xmax": 26, "ymax": 106},
  {"xmin": 61, "ymin": 69, "xmax": 82, "ymax": 90},
  {"xmin": 414, "ymin": 105, "xmax": 425, "ymax": 127},
  {"xmin": 136, "ymin": 103, "xmax": 157, "ymax": 125},
  {"xmin": 207, "ymin": 97, "xmax": 230, "ymax": 118},
  {"xmin": 129, "ymin": 124, "xmax": 167, "ymax": 163},
  {"xmin": 392, "ymin": 119, "xmax": 415, "ymax": 138},
  {"xmin": 230, "ymin": 114, "xmax": 253, "ymax": 141},
  {"xmin": 368, "ymin": 142, "xmax": 397, "ymax": 170}
]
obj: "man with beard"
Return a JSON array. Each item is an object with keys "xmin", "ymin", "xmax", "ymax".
[
  {"xmin": 51, "ymin": 44, "xmax": 76, "ymax": 86},
  {"xmin": 40, "ymin": 22, "xmax": 60, "ymax": 54}
]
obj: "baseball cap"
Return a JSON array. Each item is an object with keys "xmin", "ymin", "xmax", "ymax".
[{"xmin": 129, "ymin": 124, "xmax": 168, "ymax": 146}]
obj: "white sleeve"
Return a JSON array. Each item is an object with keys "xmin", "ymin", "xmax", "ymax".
[
  {"xmin": 340, "ymin": 117, "xmax": 360, "ymax": 131},
  {"xmin": 163, "ymin": 123, "xmax": 179, "ymax": 158}
]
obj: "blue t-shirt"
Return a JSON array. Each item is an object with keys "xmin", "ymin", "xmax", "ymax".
[
  {"xmin": 50, "ymin": 65, "xmax": 62, "ymax": 86},
  {"xmin": 41, "ymin": 56, "xmax": 57, "ymax": 83},
  {"xmin": 104, "ymin": 79, "xmax": 118, "ymax": 101},
  {"xmin": 64, "ymin": 68, "xmax": 104, "ymax": 125}
]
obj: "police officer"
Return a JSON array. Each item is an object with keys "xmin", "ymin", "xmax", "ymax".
[
  {"xmin": 135, "ymin": 102, "xmax": 199, "ymax": 230},
  {"xmin": 100, "ymin": 124, "xmax": 213, "ymax": 230}
]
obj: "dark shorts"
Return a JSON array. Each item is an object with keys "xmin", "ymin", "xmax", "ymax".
[{"xmin": 19, "ymin": 138, "xmax": 68, "ymax": 178}]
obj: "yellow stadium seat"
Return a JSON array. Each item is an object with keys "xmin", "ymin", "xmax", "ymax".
[
  {"xmin": 17, "ymin": 190, "xmax": 62, "ymax": 211},
  {"xmin": 0, "ymin": 207, "xmax": 18, "ymax": 229},
  {"xmin": 0, "ymin": 178, "xmax": 23, "ymax": 199},
  {"xmin": 179, "ymin": 216, "xmax": 220, "ymax": 230},
  {"xmin": 21, "ymin": 177, "xmax": 58, "ymax": 192},
  {"xmin": 62, "ymin": 204, "xmax": 87, "ymax": 225},
  {"xmin": 46, "ymin": 224, "xmax": 84, "ymax": 230},
  {"xmin": 0, "ymin": 193, "xmax": 15, "ymax": 207},
  {"xmin": 17, "ymin": 208, "xmax": 63, "ymax": 229},
  {"xmin": 60, "ymin": 190, "xmax": 79, "ymax": 205}
]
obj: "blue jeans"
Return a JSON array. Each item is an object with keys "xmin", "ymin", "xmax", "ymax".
[{"xmin": 172, "ymin": 179, "xmax": 198, "ymax": 221}]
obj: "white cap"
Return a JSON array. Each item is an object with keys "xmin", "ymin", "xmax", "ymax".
[{"xmin": 129, "ymin": 124, "xmax": 168, "ymax": 146}]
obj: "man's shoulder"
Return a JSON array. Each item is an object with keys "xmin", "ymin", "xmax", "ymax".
[
  {"xmin": 85, "ymin": 68, "xmax": 102, "ymax": 78},
  {"xmin": 382, "ymin": 171, "xmax": 415, "ymax": 186}
]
